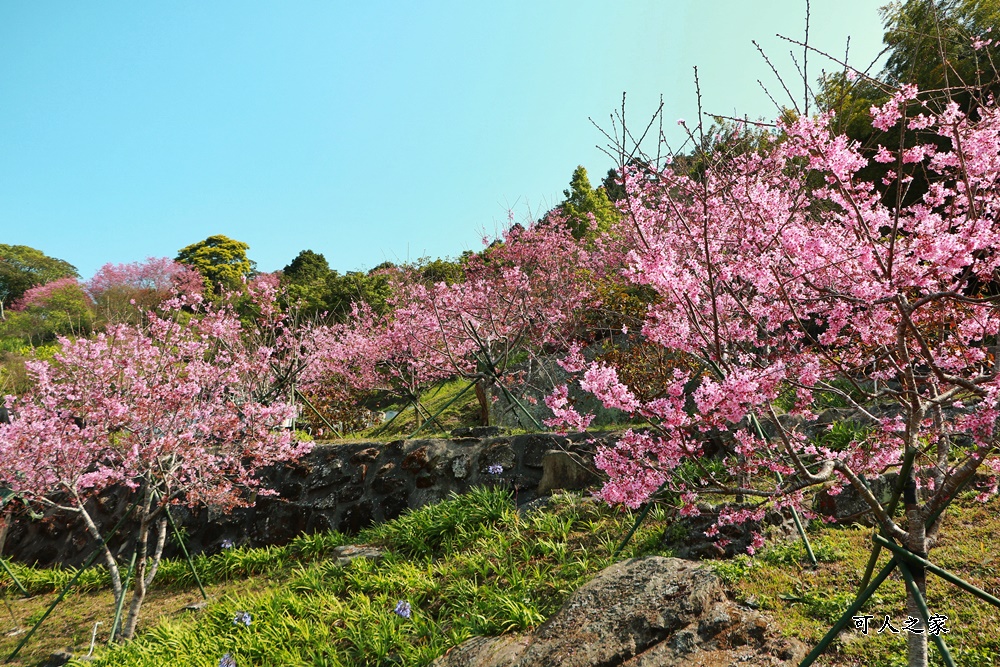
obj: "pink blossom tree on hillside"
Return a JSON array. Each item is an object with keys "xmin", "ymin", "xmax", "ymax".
[
  {"xmin": 554, "ymin": 87, "xmax": 1000, "ymax": 666},
  {"xmin": 6, "ymin": 277, "xmax": 95, "ymax": 344},
  {"xmin": 390, "ymin": 219, "xmax": 599, "ymax": 428},
  {"xmin": 85, "ymin": 257, "xmax": 204, "ymax": 325},
  {"xmin": 297, "ymin": 304, "xmax": 391, "ymax": 433},
  {"xmin": 0, "ymin": 291, "xmax": 311, "ymax": 640}
]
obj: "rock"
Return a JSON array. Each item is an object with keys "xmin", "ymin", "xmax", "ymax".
[
  {"xmin": 41, "ymin": 650, "xmax": 92, "ymax": 666},
  {"xmin": 537, "ymin": 450, "xmax": 598, "ymax": 495},
  {"xmin": 452, "ymin": 426, "xmax": 506, "ymax": 438},
  {"xmin": 329, "ymin": 544, "xmax": 383, "ymax": 568},
  {"xmin": 431, "ymin": 557, "xmax": 804, "ymax": 667},
  {"xmin": 350, "ymin": 447, "xmax": 381, "ymax": 464},
  {"xmin": 5, "ymin": 435, "xmax": 597, "ymax": 566},
  {"xmin": 372, "ymin": 463, "xmax": 403, "ymax": 494},
  {"xmin": 402, "ymin": 446, "xmax": 431, "ymax": 471},
  {"xmin": 337, "ymin": 500, "xmax": 374, "ymax": 533},
  {"xmin": 451, "ymin": 455, "xmax": 471, "ymax": 479},
  {"xmin": 814, "ymin": 473, "xmax": 898, "ymax": 526},
  {"xmin": 664, "ymin": 505, "xmax": 797, "ymax": 560}
]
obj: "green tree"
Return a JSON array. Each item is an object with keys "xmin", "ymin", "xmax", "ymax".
[
  {"xmin": 175, "ymin": 235, "xmax": 255, "ymax": 296},
  {"xmin": 811, "ymin": 1, "xmax": 1000, "ymax": 210},
  {"xmin": 281, "ymin": 250, "xmax": 333, "ymax": 315},
  {"xmin": 558, "ymin": 166, "xmax": 620, "ymax": 239},
  {"xmin": 0, "ymin": 244, "xmax": 78, "ymax": 316},
  {"xmin": 415, "ymin": 256, "xmax": 465, "ymax": 286},
  {"xmin": 881, "ymin": 0, "xmax": 1000, "ymax": 96},
  {"xmin": 324, "ymin": 269, "xmax": 393, "ymax": 322}
]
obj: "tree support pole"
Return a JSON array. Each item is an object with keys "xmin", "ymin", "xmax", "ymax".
[
  {"xmin": 802, "ymin": 472, "xmax": 979, "ymax": 667},
  {"xmin": 0, "ymin": 559, "xmax": 27, "ymax": 598},
  {"xmin": 372, "ymin": 404, "xmax": 407, "ymax": 438},
  {"xmin": 107, "ymin": 548, "xmax": 137, "ymax": 644},
  {"xmin": 408, "ymin": 382, "xmax": 476, "ymax": 439},
  {"xmin": 897, "ymin": 558, "xmax": 957, "ymax": 667},
  {"xmin": 6, "ymin": 499, "xmax": 139, "ymax": 663},
  {"xmin": 496, "ymin": 380, "xmax": 543, "ymax": 430},
  {"xmin": 294, "ymin": 389, "xmax": 343, "ymax": 439},
  {"xmin": 165, "ymin": 505, "xmax": 207, "ymax": 600},
  {"xmin": 797, "ymin": 558, "xmax": 897, "ymax": 667},
  {"xmin": 412, "ymin": 398, "xmax": 448, "ymax": 435},
  {"xmin": 856, "ymin": 448, "xmax": 917, "ymax": 595},
  {"xmin": 874, "ymin": 534, "xmax": 1000, "ymax": 610},
  {"xmin": 747, "ymin": 413, "xmax": 817, "ymax": 567},
  {"xmin": 612, "ymin": 480, "xmax": 670, "ymax": 558}
]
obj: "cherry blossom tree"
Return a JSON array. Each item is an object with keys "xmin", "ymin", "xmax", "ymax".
[
  {"xmin": 86, "ymin": 257, "xmax": 203, "ymax": 325},
  {"xmin": 388, "ymin": 219, "xmax": 599, "ymax": 428},
  {"xmin": 0, "ymin": 291, "xmax": 311, "ymax": 640},
  {"xmin": 297, "ymin": 303, "xmax": 390, "ymax": 434},
  {"xmin": 554, "ymin": 85, "xmax": 1000, "ymax": 666}
]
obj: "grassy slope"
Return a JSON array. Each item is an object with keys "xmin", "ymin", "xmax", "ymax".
[
  {"xmin": 1, "ymin": 487, "xmax": 997, "ymax": 666},
  {"xmin": 336, "ymin": 378, "xmax": 483, "ymax": 442}
]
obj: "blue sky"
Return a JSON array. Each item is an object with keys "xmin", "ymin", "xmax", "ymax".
[{"xmin": 1, "ymin": 1, "xmax": 886, "ymax": 280}]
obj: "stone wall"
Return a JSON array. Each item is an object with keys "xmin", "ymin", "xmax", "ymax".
[{"xmin": 3, "ymin": 431, "xmax": 606, "ymax": 567}]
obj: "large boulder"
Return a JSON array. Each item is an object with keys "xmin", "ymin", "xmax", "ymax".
[{"xmin": 432, "ymin": 556, "xmax": 804, "ymax": 667}]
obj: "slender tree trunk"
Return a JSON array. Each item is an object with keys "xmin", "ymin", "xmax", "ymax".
[
  {"xmin": 121, "ymin": 515, "xmax": 167, "ymax": 640},
  {"xmin": 904, "ymin": 476, "xmax": 928, "ymax": 667},
  {"xmin": 76, "ymin": 502, "xmax": 123, "ymax": 605},
  {"xmin": 475, "ymin": 380, "xmax": 489, "ymax": 426}
]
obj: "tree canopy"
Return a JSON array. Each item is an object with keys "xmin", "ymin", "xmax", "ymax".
[
  {"xmin": 557, "ymin": 166, "xmax": 619, "ymax": 239},
  {"xmin": 175, "ymin": 235, "xmax": 255, "ymax": 296},
  {"xmin": 0, "ymin": 244, "xmax": 78, "ymax": 312}
]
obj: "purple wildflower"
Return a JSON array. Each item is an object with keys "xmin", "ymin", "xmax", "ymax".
[
  {"xmin": 394, "ymin": 600, "xmax": 412, "ymax": 619},
  {"xmin": 219, "ymin": 654, "xmax": 237, "ymax": 667},
  {"xmin": 486, "ymin": 464, "xmax": 503, "ymax": 475},
  {"xmin": 233, "ymin": 611, "xmax": 252, "ymax": 627}
]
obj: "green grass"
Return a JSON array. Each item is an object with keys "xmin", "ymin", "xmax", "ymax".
[
  {"xmin": 338, "ymin": 377, "xmax": 482, "ymax": 441},
  {"xmin": 3, "ymin": 486, "xmax": 1000, "ymax": 666},
  {"xmin": 0, "ymin": 488, "xmax": 669, "ymax": 667},
  {"xmin": 714, "ymin": 497, "xmax": 1000, "ymax": 667}
]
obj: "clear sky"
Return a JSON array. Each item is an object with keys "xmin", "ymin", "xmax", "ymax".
[{"xmin": 0, "ymin": 1, "xmax": 887, "ymax": 280}]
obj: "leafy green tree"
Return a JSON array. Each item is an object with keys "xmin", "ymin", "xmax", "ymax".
[
  {"xmin": 324, "ymin": 268, "xmax": 393, "ymax": 322},
  {"xmin": 558, "ymin": 166, "xmax": 620, "ymax": 239},
  {"xmin": 283, "ymin": 249, "xmax": 330, "ymax": 284},
  {"xmin": 0, "ymin": 244, "xmax": 78, "ymax": 316},
  {"xmin": 175, "ymin": 235, "xmax": 255, "ymax": 296},
  {"xmin": 817, "ymin": 0, "xmax": 1000, "ymax": 139},
  {"xmin": 881, "ymin": 0, "xmax": 1000, "ymax": 95},
  {"xmin": 808, "ymin": 1, "xmax": 1000, "ymax": 210},
  {"xmin": 602, "ymin": 168, "xmax": 627, "ymax": 202},
  {"xmin": 281, "ymin": 250, "xmax": 332, "ymax": 315},
  {"xmin": 415, "ymin": 257, "xmax": 465, "ymax": 286}
]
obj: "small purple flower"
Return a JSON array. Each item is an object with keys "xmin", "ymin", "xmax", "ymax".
[
  {"xmin": 233, "ymin": 611, "xmax": 252, "ymax": 627},
  {"xmin": 486, "ymin": 464, "xmax": 503, "ymax": 475},
  {"xmin": 219, "ymin": 654, "xmax": 237, "ymax": 667},
  {"xmin": 394, "ymin": 600, "xmax": 412, "ymax": 619},
  {"xmin": 220, "ymin": 539, "xmax": 234, "ymax": 550}
]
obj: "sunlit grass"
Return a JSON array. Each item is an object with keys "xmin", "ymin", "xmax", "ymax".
[{"xmin": 3, "ymin": 486, "xmax": 999, "ymax": 666}]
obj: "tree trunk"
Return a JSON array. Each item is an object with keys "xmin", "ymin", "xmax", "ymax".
[
  {"xmin": 904, "ymin": 477, "xmax": 928, "ymax": 667},
  {"xmin": 77, "ymin": 503, "xmax": 123, "ymax": 606},
  {"xmin": 121, "ymin": 515, "xmax": 167, "ymax": 640},
  {"xmin": 475, "ymin": 380, "xmax": 489, "ymax": 426}
]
